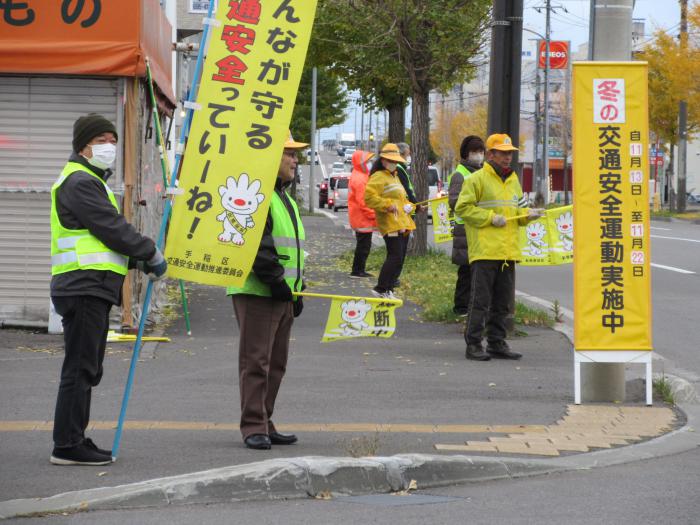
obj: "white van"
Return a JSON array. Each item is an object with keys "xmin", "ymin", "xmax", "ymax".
[{"xmin": 330, "ymin": 175, "xmax": 350, "ymax": 212}]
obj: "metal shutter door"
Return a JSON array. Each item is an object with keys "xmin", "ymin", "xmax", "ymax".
[{"xmin": 0, "ymin": 76, "xmax": 120, "ymax": 322}]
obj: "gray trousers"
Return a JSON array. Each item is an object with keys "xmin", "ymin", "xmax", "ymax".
[{"xmin": 232, "ymin": 294, "xmax": 294, "ymax": 439}]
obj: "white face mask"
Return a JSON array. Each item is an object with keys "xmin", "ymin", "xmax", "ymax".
[
  {"xmin": 405, "ymin": 156, "xmax": 412, "ymax": 165},
  {"xmin": 468, "ymin": 152, "xmax": 484, "ymax": 164},
  {"xmin": 384, "ymin": 161, "xmax": 397, "ymax": 172},
  {"xmin": 87, "ymin": 143, "xmax": 117, "ymax": 170}
]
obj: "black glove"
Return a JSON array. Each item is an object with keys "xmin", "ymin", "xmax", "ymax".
[
  {"xmin": 269, "ymin": 280, "xmax": 293, "ymax": 302},
  {"xmin": 293, "ymin": 297, "xmax": 304, "ymax": 317}
]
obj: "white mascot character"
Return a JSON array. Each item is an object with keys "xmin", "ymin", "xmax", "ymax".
[
  {"xmin": 216, "ymin": 174, "xmax": 265, "ymax": 245},
  {"xmin": 436, "ymin": 201, "xmax": 451, "ymax": 234},
  {"xmin": 525, "ymin": 221, "xmax": 548, "ymax": 256},
  {"xmin": 555, "ymin": 211, "xmax": 573, "ymax": 252},
  {"xmin": 338, "ymin": 299, "xmax": 373, "ymax": 336}
]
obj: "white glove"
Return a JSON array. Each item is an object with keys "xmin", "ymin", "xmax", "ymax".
[
  {"xmin": 403, "ymin": 203, "xmax": 413, "ymax": 214},
  {"xmin": 528, "ymin": 208, "xmax": 545, "ymax": 220},
  {"xmin": 491, "ymin": 214, "xmax": 506, "ymax": 227}
]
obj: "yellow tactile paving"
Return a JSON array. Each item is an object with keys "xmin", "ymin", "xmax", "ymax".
[{"xmin": 433, "ymin": 405, "xmax": 677, "ymax": 457}]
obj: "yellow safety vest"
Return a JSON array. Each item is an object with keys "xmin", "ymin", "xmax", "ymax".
[
  {"xmin": 50, "ymin": 162, "xmax": 128, "ymax": 276},
  {"xmin": 226, "ymin": 190, "xmax": 305, "ymax": 299}
]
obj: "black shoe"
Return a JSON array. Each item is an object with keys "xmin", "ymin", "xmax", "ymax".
[
  {"xmin": 269, "ymin": 431, "xmax": 298, "ymax": 445},
  {"xmin": 487, "ymin": 341, "xmax": 522, "ymax": 360},
  {"xmin": 350, "ymin": 272, "xmax": 373, "ymax": 278},
  {"xmin": 84, "ymin": 437, "xmax": 112, "ymax": 457},
  {"xmin": 50, "ymin": 444, "xmax": 112, "ymax": 466},
  {"xmin": 466, "ymin": 344, "xmax": 491, "ymax": 361},
  {"xmin": 453, "ymin": 307, "xmax": 469, "ymax": 317},
  {"xmin": 244, "ymin": 434, "xmax": 272, "ymax": 450}
]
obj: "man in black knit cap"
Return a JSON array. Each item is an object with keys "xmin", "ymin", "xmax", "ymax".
[{"xmin": 49, "ymin": 114, "xmax": 167, "ymax": 465}]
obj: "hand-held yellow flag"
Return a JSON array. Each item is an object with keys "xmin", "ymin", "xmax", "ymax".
[{"xmin": 295, "ymin": 292, "xmax": 403, "ymax": 343}]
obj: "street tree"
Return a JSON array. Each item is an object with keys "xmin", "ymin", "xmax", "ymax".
[
  {"xmin": 312, "ymin": 0, "xmax": 491, "ymax": 254},
  {"xmin": 309, "ymin": 1, "xmax": 410, "ymax": 143},
  {"xmin": 642, "ymin": 8, "xmax": 700, "ymax": 208},
  {"xmin": 290, "ymin": 65, "xmax": 349, "ymax": 147},
  {"xmin": 430, "ymin": 99, "xmax": 488, "ymax": 175}
]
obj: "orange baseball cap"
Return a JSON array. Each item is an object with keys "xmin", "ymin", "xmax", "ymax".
[{"xmin": 485, "ymin": 133, "xmax": 519, "ymax": 152}]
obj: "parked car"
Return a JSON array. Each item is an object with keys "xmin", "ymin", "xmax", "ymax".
[
  {"xmin": 331, "ymin": 161, "xmax": 345, "ymax": 174},
  {"xmin": 687, "ymin": 191, "xmax": 700, "ymax": 204},
  {"xmin": 331, "ymin": 174, "xmax": 350, "ymax": 212},
  {"xmin": 343, "ymin": 148, "xmax": 355, "ymax": 163},
  {"xmin": 336, "ymin": 146, "xmax": 345, "ymax": 157},
  {"xmin": 318, "ymin": 176, "xmax": 329, "ymax": 208}
]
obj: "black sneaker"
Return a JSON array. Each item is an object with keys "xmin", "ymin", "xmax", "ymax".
[
  {"xmin": 350, "ymin": 271, "xmax": 374, "ymax": 278},
  {"xmin": 486, "ymin": 341, "xmax": 522, "ymax": 360},
  {"xmin": 84, "ymin": 437, "xmax": 112, "ymax": 457},
  {"xmin": 466, "ymin": 344, "xmax": 491, "ymax": 361},
  {"xmin": 453, "ymin": 307, "xmax": 469, "ymax": 317},
  {"xmin": 50, "ymin": 444, "xmax": 112, "ymax": 466}
]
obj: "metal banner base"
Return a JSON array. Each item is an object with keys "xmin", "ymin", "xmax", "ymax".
[{"xmin": 574, "ymin": 351, "xmax": 653, "ymax": 406}]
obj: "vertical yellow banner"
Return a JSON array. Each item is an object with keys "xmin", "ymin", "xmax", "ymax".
[
  {"xmin": 573, "ymin": 62, "xmax": 652, "ymax": 351},
  {"xmin": 165, "ymin": 1, "xmax": 318, "ymax": 287}
]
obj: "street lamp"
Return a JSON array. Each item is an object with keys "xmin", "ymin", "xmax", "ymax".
[{"xmin": 523, "ymin": 26, "xmax": 550, "ymax": 206}]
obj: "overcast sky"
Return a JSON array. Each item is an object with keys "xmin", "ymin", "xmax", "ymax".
[{"xmin": 321, "ymin": 0, "xmax": 684, "ymax": 144}]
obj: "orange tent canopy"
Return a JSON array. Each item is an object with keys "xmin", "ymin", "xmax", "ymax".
[{"xmin": 0, "ymin": 0, "xmax": 175, "ymax": 106}]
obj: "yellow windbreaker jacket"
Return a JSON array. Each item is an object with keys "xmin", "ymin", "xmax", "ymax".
[
  {"xmin": 454, "ymin": 162, "xmax": 529, "ymax": 263},
  {"xmin": 364, "ymin": 168, "xmax": 416, "ymax": 235}
]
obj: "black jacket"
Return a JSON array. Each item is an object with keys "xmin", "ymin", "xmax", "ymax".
[
  {"xmin": 396, "ymin": 163, "xmax": 417, "ymax": 204},
  {"xmin": 249, "ymin": 179, "xmax": 302, "ymax": 290},
  {"xmin": 448, "ymin": 159, "xmax": 481, "ymax": 266},
  {"xmin": 50, "ymin": 153, "xmax": 156, "ymax": 305}
]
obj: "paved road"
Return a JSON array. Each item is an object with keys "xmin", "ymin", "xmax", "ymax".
[
  {"xmin": 515, "ymin": 219, "xmax": 700, "ymax": 384},
  {"xmin": 12, "ymin": 447, "xmax": 700, "ymax": 524}
]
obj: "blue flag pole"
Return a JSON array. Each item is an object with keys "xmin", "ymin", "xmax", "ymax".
[{"xmin": 111, "ymin": 0, "xmax": 216, "ymax": 460}]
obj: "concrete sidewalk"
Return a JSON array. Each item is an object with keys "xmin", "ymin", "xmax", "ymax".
[{"xmin": 0, "ymin": 214, "xmax": 693, "ymax": 519}]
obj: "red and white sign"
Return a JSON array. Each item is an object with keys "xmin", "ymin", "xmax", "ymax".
[
  {"xmin": 538, "ymin": 40, "xmax": 569, "ymax": 69},
  {"xmin": 593, "ymin": 78, "xmax": 626, "ymax": 124}
]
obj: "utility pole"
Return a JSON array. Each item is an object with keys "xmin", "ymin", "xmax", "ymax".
[
  {"xmin": 582, "ymin": 0, "xmax": 634, "ymax": 403},
  {"xmin": 542, "ymin": 0, "xmax": 551, "ymax": 206},
  {"xmin": 562, "ymin": 53, "xmax": 571, "ymax": 205},
  {"xmin": 534, "ymin": 65, "xmax": 542, "ymax": 198},
  {"xmin": 677, "ymin": 0, "xmax": 689, "ymax": 212},
  {"xmin": 308, "ymin": 67, "xmax": 317, "ymax": 214},
  {"xmin": 487, "ymin": 0, "xmax": 523, "ymax": 165},
  {"xmin": 487, "ymin": 0, "xmax": 523, "ymax": 334},
  {"xmin": 359, "ymin": 103, "xmax": 365, "ymax": 150}
]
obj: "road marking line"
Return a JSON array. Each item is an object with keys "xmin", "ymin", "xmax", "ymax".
[
  {"xmin": 650, "ymin": 226, "xmax": 671, "ymax": 231},
  {"xmin": 651, "ymin": 234, "xmax": 700, "ymax": 243},
  {"xmin": 0, "ymin": 420, "xmax": 547, "ymax": 434},
  {"xmin": 650, "ymin": 263, "xmax": 696, "ymax": 275}
]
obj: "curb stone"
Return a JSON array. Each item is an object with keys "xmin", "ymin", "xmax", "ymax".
[{"xmin": 0, "ymin": 456, "xmax": 560, "ymax": 519}]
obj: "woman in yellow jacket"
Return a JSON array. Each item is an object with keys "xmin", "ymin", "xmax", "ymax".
[{"xmin": 364, "ymin": 143, "xmax": 416, "ymax": 299}]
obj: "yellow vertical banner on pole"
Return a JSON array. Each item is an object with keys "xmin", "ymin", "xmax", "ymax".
[
  {"xmin": 572, "ymin": 62, "xmax": 652, "ymax": 351},
  {"xmin": 430, "ymin": 197, "xmax": 453, "ymax": 244},
  {"xmin": 165, "ymin": 1, "xmax": 318, "ymax": 287}
]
